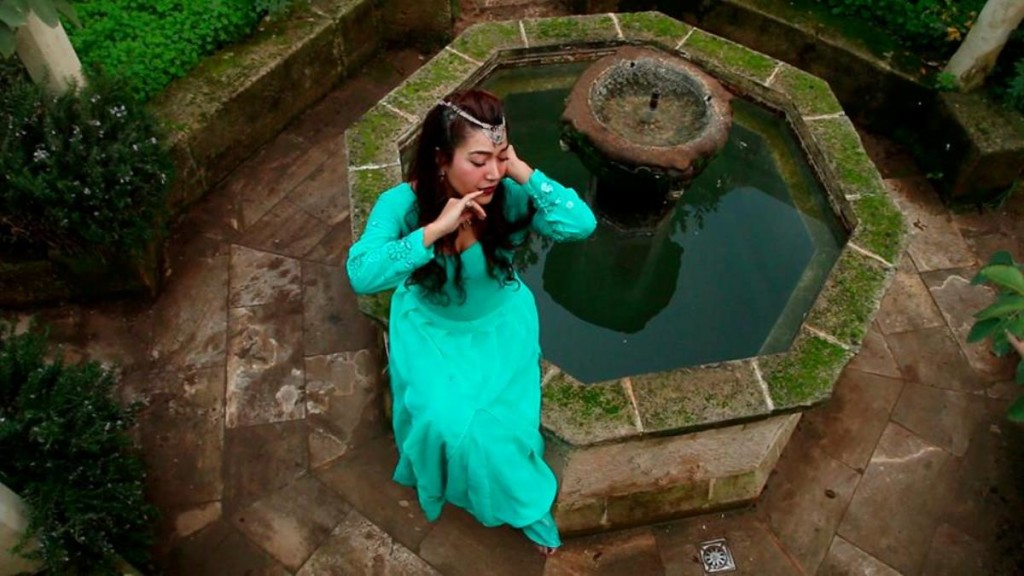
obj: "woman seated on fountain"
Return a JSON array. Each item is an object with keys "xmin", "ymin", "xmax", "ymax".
[{"xmin": 346, "ymin": 89, "xmax": 597, "ymax": 554}]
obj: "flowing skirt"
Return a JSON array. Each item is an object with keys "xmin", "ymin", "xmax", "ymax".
[{"xmin": 388, "ymin": 285, "xmax": 561, "ymax": 547}]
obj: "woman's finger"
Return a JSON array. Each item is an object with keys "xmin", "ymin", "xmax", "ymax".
[{"xmin": 465, "ymin": 199, "xmax": 487, "ymax": 219}]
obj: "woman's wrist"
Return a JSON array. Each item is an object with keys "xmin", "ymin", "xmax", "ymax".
[{"xmin": 422, "ymin": 222, "xmax": 442, "ymax": 247}]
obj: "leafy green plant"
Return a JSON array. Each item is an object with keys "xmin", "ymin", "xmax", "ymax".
[
  {"xmin": 0, "ymin": 323, "xmax": 156, "ymax": 573},
  {"xmin": 0, "ymin": 0, "xmax": 80, "ymax": 58},
  {"xmin": 934, "ymin": 70, "xmax": 958, "ymax": 92},
  {"xmin": 969, "ymin": 251, "xmax": 1024, "ymax": 422},
  {"xmin": 0, "ymin": 67, "xmax": 172, "ymax": 259},
  {"xmin": 1005, "ymin": 57, "xmax": 1024, "ymax": 114}
]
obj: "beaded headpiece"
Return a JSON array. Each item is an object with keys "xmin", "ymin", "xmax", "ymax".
[{"xmin": 439, "ymin": 99, "xmax": 506, "ymax": 145}]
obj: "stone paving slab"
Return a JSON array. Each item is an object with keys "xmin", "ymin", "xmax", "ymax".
[
  {"xmin": 544, "ymin": 527, "xmax": 665, "ymax": 576},
  {"xmin": 818, "ymin": 536, "xmax": 900, "ymax": 576},
  {"xmin": 296, "ymin": 510, "xmax": 441, "ymax": 575},
  {"xmin": 166, "ymin": 520, "xmax": 290, "ymax": 576},
  {"xmin": 417, "ymin": 505, "xmax": 547, "ymax": 576},
  {"xmin": 148, "ymin": 254, "xmax": 229, "ymax": 370},
  {"xmin": 229, "ymin": 245, "xmax": 303, "ymax": 309},
  {"xmin": 885, "ymin": 177, "xmax": 976, "ymax": 272},
  {"xmin": 874, "ymin": 255, "xmax": 945, "ymax": 335},
  {"xmin": 222, "ymin": 421, "xmax": 309, "ymax": 514},
  {"xmin": 302, "ymin": 261, "xmax": 377, "ymax": 356},
  {"xmin": 844, "ymin": 322, "xmax": 902, "ymax": 379},
  {"xmin": 653, "ymin": 511, "xmax": 797, "ymax": 576},
  {"xmin": 890, "ymin": 382, "xmax": 989, "ymax": 457},
  {"xmin": 886, "ymin": 326, "xmax": 987, "ymax": 393},
  {"xmin": 919, "ymin": 524, "xmax": 988, "ymax": 576},
  {"xmin": 837, "ymin": 423, "xmax": 958, "ymax": 575}
]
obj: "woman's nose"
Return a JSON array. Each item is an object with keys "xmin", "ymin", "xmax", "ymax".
[{"xmin": 486, "ymin": 161, "xmax": 500, "ymax": 180}]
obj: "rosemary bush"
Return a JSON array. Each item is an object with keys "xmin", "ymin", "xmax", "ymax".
[{"xmin": 0, "ymin": 324, "xmax": 156, "ymax": 574}]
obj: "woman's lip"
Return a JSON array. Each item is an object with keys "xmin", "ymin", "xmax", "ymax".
[{"xmin": 480, "ymin": 186, "xmax": 496, "ymax": 195}]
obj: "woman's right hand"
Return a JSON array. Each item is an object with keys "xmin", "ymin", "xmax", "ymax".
[{"xmin": 423, "ymin": 191, "xmax": 486, "ymax": 246}]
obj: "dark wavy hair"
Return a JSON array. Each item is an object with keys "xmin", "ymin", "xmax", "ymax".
[{"xmin": 405, "ymin": 90, "xmax": 536, "ymax": 304}]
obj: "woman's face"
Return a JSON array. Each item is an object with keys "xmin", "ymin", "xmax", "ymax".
[{"xmin": 442, "ymin": 129, "xmax": 509, "ymax": 206}]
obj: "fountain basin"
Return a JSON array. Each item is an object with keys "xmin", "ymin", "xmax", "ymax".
[
  {"xmin": 561, "ymin": 45, "xmax": 733, "ymax": 194},
  {"xmin": 345, "ymin": 12, "xmax": 906, "ymax": 534}
]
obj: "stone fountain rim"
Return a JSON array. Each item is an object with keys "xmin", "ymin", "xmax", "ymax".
[{"xmin": 562, "ymin": 45, "xmax": 734, "ymax": 175}]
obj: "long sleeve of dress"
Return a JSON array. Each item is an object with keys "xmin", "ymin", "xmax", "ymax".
[
  {"xmin": 504, "ymin": 169, "xmax": 597, "ymax": 241},
  {"xmin": 347, "ymin": 185, "xmax": 435, "ymax": 295}
]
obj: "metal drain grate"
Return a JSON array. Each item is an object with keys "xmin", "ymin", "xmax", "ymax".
[{"xmin": 699, "ymin": 538, "xmax": 736, "ymax": 573}]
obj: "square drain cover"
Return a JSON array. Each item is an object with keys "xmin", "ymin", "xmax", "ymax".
[{"xmin": 699, "ymin": 538, "xmax": 736, "ymax": 573}]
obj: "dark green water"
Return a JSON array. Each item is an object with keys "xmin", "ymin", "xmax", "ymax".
[{"xmin": 482, "ymin": 63, "xmax": 847, "ymax": 383}]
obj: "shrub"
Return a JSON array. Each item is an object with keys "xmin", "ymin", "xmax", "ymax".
[
  {"xmin": 68, "ymin": 0, "xmax": 299, "ymax": 103},
  {"xmin": 1004, "ymin": 57, "xmax": 1024, "ymax": 114},
  {"xmin": 814, "ymin": 0, "xmax": 986, "ymax": 59},
  {"xmin": 0, "ymin": 323, "xmax": 156, "ymax": 573},
  {"xmin": 0, "ymin": 68, "xmax": 172, "ymax": 260},
  {"xmin": 969, "ymin": 251, "xmax": 1024, "ymax": 422}
]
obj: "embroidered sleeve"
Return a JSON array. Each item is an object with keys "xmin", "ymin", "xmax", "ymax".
[
  {"xmin": 347, "ymin": 187, "xmax": 434, "ymax": 295},
  {"xmin": 504, "ymin": 169, "xmax": 597, "ymax": 242}
]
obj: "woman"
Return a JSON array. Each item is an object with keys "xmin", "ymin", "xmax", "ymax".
[{"xmin": 346, "ymin": 90, "xmax": 596, "ymax": 553}]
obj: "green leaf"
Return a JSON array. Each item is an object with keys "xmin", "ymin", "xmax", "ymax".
[
  {"xmin": 979, "ymin": 264, "xmax": 1024, "ymax": 295},
  {"xmin": 0, "ymin": 0, "xmax": 28, "ymax": 28},
  {"xmin": 0, "ymin": 24, "xmax": 14, "ymax": 57},
  {"xmin": 1008, "ymin": 395, "xmax": 1024, "ymax": 423},
  {"xmin": 974, "ymin": 294, "xmax": 1024, "ymax": 320},
  {"xmin": 967, "ymin": 317, "xmax": 1003, "ymax": 343},
  {"xmin": 988, "ymin": 250, "xmax": 1016, "ymax": 267},
  {"xmin": 29, "ymin": 0, "xmax": 58, "ymax": 27},
  {"xmin": 54, "ymin": 0, "xmax": 77, "ymax": 28},
  {"xmin": 1017, "ymin": 359, "xmax": 1024, "ymax": 385}
]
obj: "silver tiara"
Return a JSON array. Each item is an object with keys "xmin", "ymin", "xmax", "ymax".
[{"xmin": 439, "ymin": 100, "xmax": 506, "ymax": 145}]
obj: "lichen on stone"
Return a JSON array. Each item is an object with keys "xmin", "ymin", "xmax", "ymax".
[
  {"xmin": 451, "ymin": 21, "xmax": 524, "ymax": 62},
  {"xmin": 384, "ymin": 50, "xmax": 478, "ymax": 118},
  {"xmin": 807, "ymin": 115, "xmax": 887, "ymax": 198},
  {"xmin": 772, "ymin": 64, "xmax": 842, "ymax": 117},
  {"xmin": 682, "ymin": 30, "xmax": 777, "ymax": 83},
  {"xmin": 760, "ymin": 332, "xmax": 851, "ymax": 408},
  {"xmin": 805, "ymin": 249, "xmax": 890, "ymax": 346},
  {"xmin": 852, "ymin": 193, "xmax": 906, "ymax": 264},
  {"xmin": 524, "ymin": 14, "xmax": 620, "ymax": 46},
  {"xmin": 349, "ymin": 164, "xmax": 403, "ymax": 238},
  {"xmin": 345, "ymin": 107, "xmax": 410, "ymax": 168},
  {"xmin": 617, "ymin": 11, "xmax": 692, "ymax": 49},
  {"xmin": 541, "ymin": 374, "xmax": 638, "ymax": 445}
]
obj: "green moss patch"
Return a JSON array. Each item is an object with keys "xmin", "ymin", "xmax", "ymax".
[
  {"xmin": 349, "ymin": 164, "xmax": 403, "ymax": 238},
  {"xmin": 345, "ymin": 106, "xmax": 411, "ymax": 168},
  {"xmin": 523, "ymin": 14, "xmax": 620, "ymax": 46},
  {"xmin": 805, "ymin": 249, "xmax": 891, "ymax": 346},
  {"xmin": 772, "ymin": 64, "xmax": 842, "ymax": 117},
  {"xmin": 682, "ymin": 30, "xmax": 777, "ymax": 83},
  {"xmin": 357, "ymin": 291, "xmax": 392, "ymax": 326},
  {"xmin": 451, "ymin": 21, "xmax": 524, "ymax": 62},
  {"xmin": 617, "ymin": 11, "xmax": 692, "ymax": 49},
  {"xmin": 806, "ymin": 115, "xmax": 887, "ymax": 198},
  {"xmin": 631, "ymin": 364, "xmax": 768, "ymax": 433},
  {"xmin": 384, "ymin": 50, "xmax": 478, "ymax": 118},
  {"xmin": 761, "ymin": 332, "xmax": 852, "ymax": 409},
  {"xmin": 851, "ymin": 193, "xmax": 906, "ymax": 264},
  {"xmin": 541, "ymin": 374, "xmax": 638, "ymax": 445}
]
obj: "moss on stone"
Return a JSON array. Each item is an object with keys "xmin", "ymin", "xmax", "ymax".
[
  {"xmin": 451, "ymin": 21, "xmax": 524, "ymax": 62},
  {"xmin": 345, "ymin": 106, "xmax": 410, "ymax": 168},
  {"xmin": 772, "ymin": 64, "xmax": 842, "ymax": 117},
  {"xmin": 807, "ymin": 115, "xmax": 887, "ymax": 198},
  {"xmin": 760, "ymin": 332, "xmax": 851, "ymax": 409},
  {"xmin": 384, "ymin": 50, "xmax": 478, "ymax": 118},
  {"xmin": 541, "ymin": 375, "xmax": 638, "ymax": 445},
  {"xmin": 805, "ymin": 249, "xmax": 890, "ymax": 347},
  {"xmin": 682, "ymin": 30, "xmax": 777, "ymax": 83},
  {"xmin": 523, "ymin": 14, "xmax": 620, "ymax": 46},
  {"xmin": 631, "ymin": 364, "xmax": 768, "ymax": 433},
  {"xmin": 357, "ymin": 291, "xmax": 392, "ymax": 326},
  {"xmin": 852, "ymin": 193, "xmax": 906, "ymax": 265},
  {"xmin": 617, "ymin": 11, "xmax": 692, "ymax": 49},
  {"xmin": 349, "ymin": 164, "xmax": 403, "ymax": 238}
]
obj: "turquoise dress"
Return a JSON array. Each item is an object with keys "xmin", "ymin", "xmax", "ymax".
[{"xmin": 346, "ymin": 170, "xmax": 596, "ymax": 547}]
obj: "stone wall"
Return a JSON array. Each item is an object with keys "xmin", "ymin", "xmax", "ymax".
[{"xmin": 0, "ymin": 483, "xmax": 38, "ymax": 576}]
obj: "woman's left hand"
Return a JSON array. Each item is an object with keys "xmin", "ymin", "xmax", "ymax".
[{"xmin": 504, "ymin": 144, "xmax": 534, "ymax": 185}]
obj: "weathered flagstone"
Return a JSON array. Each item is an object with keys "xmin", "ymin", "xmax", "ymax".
[
  {"xmin": 304, "ymin": 349, "xmax": 384, "ymax": 445},
  {"xmin": 308, "ymin": 424, "xmax": 349, "ymax": 469},
  {"xmin": 174, "ymin": 502, "xmax": 222, "ymax": 540},
  {"xmin": 233, "ymin": 475, "xmax": 350, "ymax": 571},
  {"xmin": 229, "ymin": 246, "xmax": 302, "ymax": 309},
  {"xmin": 798, "ymin": 370, "xmax": 903, "ymax": 471},
  {"xmin": 653, "ymin": 511, "xmax": 796, "ymax": 576},
  {"xmin": 222, "ymin": 421, "xmax": 308, "ymax": 514},
  {"xmin": 123, "ymin": 367, "xmax": 225, "ymax": 509},
  {"xmin": 837, "ymin": 423, "xmax": 958, "ymax": 575},
  {"xmin": 239, "ymin": 198, "xmax": 334, "ymax": 259},
  {"xmin": 302, "ymin": 262, "xmax": 377, "ymax": 356},
  {"xmin": 149, "ymin": 254, "xmax": 229, "ymax": 370},
  {"xmin": 921, "ymin": 268, "xmax": 1016, "ymax": 382},
  {"xmin": 543, "ymin": 527, "xmax": 664, "ymax": 576},
  {"xmin": 844, "ymin": 322, "xmax": 902, "ymax": 378},
  {"xmin": 819, "ymin": 536, "xmax": 901, "ymax": 576},
  {"xmin": 303, "ymin": 219, "xmax": 353, "ymax": 267},
  {"xmin": 759, "ymin": 428, "xmax": 861, "ymax": 574},
  {"xmin": 295, "ymin": 510, "xmax": 440, "ymax": 575},
  {"xmin": 286, "ymin": 144, "xmax": 351, "ymax": 227},
  {"xmin": 891, "ymin": 383, "xmax": 988, "ymax": 457},
  {"xmin": 166, "ymin": 520, "xmax": 290, "ymax": 576},
  {"xmin": 886, "ymin": 327, "xmax": 986, "ymax": 393},
  {"xmin": 919, "ymin": 524, "xmax": 988, "ymax": 576},
  {"xmin": 885, "ymin": 178, "xmax": 976, "ymax": 272},
  {"xmin": 874, "ymin": 255, "xmax": 945, "ymax": 335},
  {"xmin": 226, "ymin": 304, "xmax": 305, "ymax": 428},
  {"xmin": 417, "ymin": 505, "xmax": 546, "ymax": 576}
]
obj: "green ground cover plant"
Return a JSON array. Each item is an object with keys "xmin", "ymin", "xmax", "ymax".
[
  {"xmin": 0, "ymin": 65, "xmax": 172, "ymax": 261},
  {"xmin": 67, "ymin": 0, "xmax": 298, "ymax": 102},
  {"xmin": 0, "ymin": 323, "xmax": 156, "ymax": 574}
]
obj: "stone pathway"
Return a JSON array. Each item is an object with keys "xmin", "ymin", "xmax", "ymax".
[{"xmin": 7, "ymin": 40, "xmax": 1024, "ymax": 576}]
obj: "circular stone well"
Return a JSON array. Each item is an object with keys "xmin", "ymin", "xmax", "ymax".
[{"xmin": 562, "ymin": 45, "xmax": 733, "ymax": 192}]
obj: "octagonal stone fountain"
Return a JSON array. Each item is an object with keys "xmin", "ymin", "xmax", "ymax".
[{"xmin": 345, "ymin": 12, "xmax": 906, "ymax": 535}]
